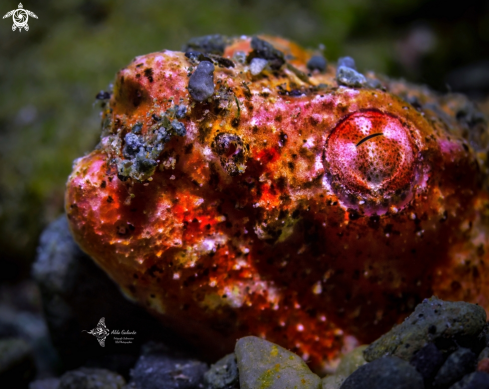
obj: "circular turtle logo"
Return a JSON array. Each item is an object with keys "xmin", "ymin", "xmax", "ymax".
[{"xmin": 3, "ymin": 3, "xmax": 38, "ymax": 32}]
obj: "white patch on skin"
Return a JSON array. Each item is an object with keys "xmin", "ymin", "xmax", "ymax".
[
  {"xmin": 311, "ymin": 113, "xmax": 323, "ymax": 125},
  {"xmin": 302, "ymin": 137, "xmax": 315, "ymax": 149},
  {"xmin": 182, "ymin": 233, "xmax": 229, "ymax": 268},
  {"xmin": 184, "ymin": 122, "xmax": 198, "ymax": 139},
  {"xmin": 194, "ymin": 198, "xmax": 204, "ymax": 207},
  {"xmin": 353, "ymin": 116, "xmax": 372, "ymax": 135},
  {"xmin": 202, "ymin": 278, "xmax": 281, "ymax": 310},
  {"xmin": 313, "ymin": 154, "xmax": 324, "ymax": 174},
  {"xmin": 337, "ymin": 86, "xmax": 360, "ymax": 97},
  {"xmin": 201, "ymin": 146, "xmax": 213, "ymax": 161},
  {"xmin": 313, "ymin": 94, "xmax": 334, "ymax": 103}
]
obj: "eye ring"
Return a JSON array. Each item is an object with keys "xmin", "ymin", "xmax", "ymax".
[{"xmin": 323, "ymin": 109, "xmax": 419, "ymax": 214}]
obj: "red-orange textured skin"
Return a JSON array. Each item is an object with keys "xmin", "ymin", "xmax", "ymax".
[{"xmin": 65, "ymin": 36, "xmax": 489, "ymax": 373}]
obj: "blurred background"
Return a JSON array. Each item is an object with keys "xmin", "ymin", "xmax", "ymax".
[
  {"xmin": 0, "ymin": 0, "xmax": 489, "ymax": 382},
  {"xmin": 0, "ymin": 0, "xmax": 488, "ymax": 304}
]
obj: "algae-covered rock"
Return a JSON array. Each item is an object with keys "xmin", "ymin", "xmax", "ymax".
[
  {"xmin": 336, "ymin": 345, "xmax": 368, "ymax": 377},
  {"xmin": 364, "ymin": 297, "xmax": 486, "ymax": 362},
  {"xmin": 322, "ymin": 374, "xmax": 346, "ymax": 389},
  {"xmin": 340, "ymin": 356, "xmax": 424, "ymax": 389},
  {"xmin": 235, "ymin": 336, "xmax": 321, "ymax": 389},
  {"xmin": 320, "ymin": 345, "xmax": 368, "ymax": 389}
]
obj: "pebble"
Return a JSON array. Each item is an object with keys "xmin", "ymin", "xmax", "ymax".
[
  {"xmin": 175, "ymin": 105, "xmax": 187, "ymax": 119},
  {"xmin": 188, "ymin": 61, "xmax": 215, "ymax": 102},
  {"xmin": 365, "ymin": 78, "xmax": 382, "ymax": 89},
  {"xmin": 433, "ymin": 347, "xmax": 477, "ymax": 388},
  {"xmin": 448, "ymin": 372, "xmax": 489, "ymax": 389},
  {"xmin": 364, "ymin": 297, "xmax": 487, "ymax": 362},
  {"xmin": 322, "ymin": 374, "xmax": 346, "ymax": 389},
  {"xmin": 337, "ymin": 56, "xmax": 356, "ymax": 69},
  {"xmin": 249, "ymin": 37, "xmax": 285, "ymax": 70},
  {"xmin": 336, "ymin": 345, "xmax": 367, "ymax": 377},
  {"xmin": 409, "ymin": 342, "xmax": 444, "ymax": 380},
  {"xmin": 0, "ymin": 337, "xmax": 36, "ymax": 388},
  {"xmin": 183, "ymin": 34, "xmax": 227, "ymax": 55},
  {"xmin": 130, "ymin": 342, "xmax": 208, "ymax": 389},
  {"xmin": 250, "ymin": 58, "xmax": 268, "ymax": 75},
  {"xmin": 336, "ymin": 66, "xmax": 366, "ymax": 87},
  {"xmin": 203, "ymin": 353, "xmax": 239, "ymax": 389},
  {"xmin": 339, "ymin": 356, "xmax": 424, "ymax": 389},
  {"xmin": 123, "ymin": 133, "xmax": 142, "ymax": 158},
  {"xmin": 307, "ymin": 55, "xmax": 327, "ymax": 72},
  {"xmin": 235, "ymin": 336, "xmax": 321, "ymax": 389},
  {"xmin": 320, "ymin": 346, "xmax": 367, "ymax": 389},
  {"xmin": 58, "ymin": 367, "xmax": 125, "ymax": 389},
  {"xmin": 171, "ymin": 120, "xmax": 186, "ymax": 137}
]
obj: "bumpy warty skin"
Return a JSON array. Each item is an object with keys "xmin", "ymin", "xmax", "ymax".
[{"xmin": 65, "ymin": 35, "xmax": 489, "ymax": 373}]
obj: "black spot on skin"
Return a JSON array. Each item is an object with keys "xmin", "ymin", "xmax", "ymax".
[
  {"xmin": 279, "ymin": 131, "xmax": 287, "ymax": 147},
  {"xmin": 107, "ymin": 196, "xmax": 113, "ymax": 203},
  {"xmin": 212, "ymin": 56, "xmax": 235, "ymax": 68},
  {"xmin": 117, "ymin": 75, "xmax": 148, "ymax": 109},
  {"xmin": 368, "ymin": 215, "xmax": 380, "ymax": 229},
  {"xmin": 231, "ymin": 118, "xmax": 240, "ymax": 128},
  {"xmin": 147, "ymin": 265, "xmax": 163, "ymax": 278},
  {"xmin": 184, "ymin": 143, "xmax": 194, "ymax": 154},
  {"xmin": 144, "ymin": 68, "xmax": 154, "ymax": 83},
  {"xmin": 100, "ymin": 180, "xmax": 106, "ymax": 188},
  {"xmin": 348, "ymin": 209, "xmax": 361, "ymax": 220}
]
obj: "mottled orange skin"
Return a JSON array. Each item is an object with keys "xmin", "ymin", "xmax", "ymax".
[{"xmin": 66, "ymin": 36, "xmax": 489, "ymax": 373}]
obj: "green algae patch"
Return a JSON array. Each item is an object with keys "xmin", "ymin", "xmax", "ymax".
[{"xmin": 235, "ymin": 336, "xmax": 321, "ymax": 389}]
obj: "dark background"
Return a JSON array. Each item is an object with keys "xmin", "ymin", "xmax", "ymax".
[{"xmin": 0, "ymin": 0, "xmax": 488, "ymax": 281}]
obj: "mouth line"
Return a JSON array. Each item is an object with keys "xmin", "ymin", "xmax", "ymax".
[{"xmin": 356, "ymin": 132, "xmax": 384, "ymax": 147}]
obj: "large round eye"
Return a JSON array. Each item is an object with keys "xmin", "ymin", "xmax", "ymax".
[{"xmin": 323, "ymin": 109, "xmax": 419, "ymax": 214}]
